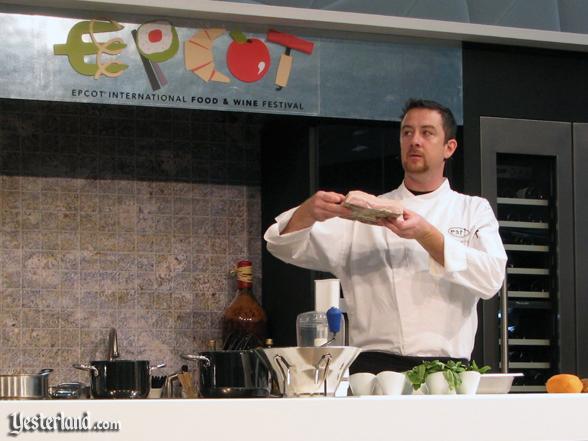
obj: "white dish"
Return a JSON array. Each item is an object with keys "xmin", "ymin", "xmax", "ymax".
[
  {"xmin": 349, "ymin": 373, "xmax": 376, "ymax": 396},
  {"xmin": 456, "ymin": 371, "xmax": 481, "ymax": 395},
  {"xmin": 376, "ymin": 371, "xmax": 410, "ymax": 395},
  {"xmin": 425, "ymin": 371, "xmax": 456, "ymax": 395},
  {"xmin": 477, "ymin": 373, "xmax": 524, "ymax": 394}
]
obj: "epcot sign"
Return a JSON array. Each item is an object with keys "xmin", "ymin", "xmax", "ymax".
[{"xmin": 53, "ymin": 18, "xmax": 315, "ymax": 92}]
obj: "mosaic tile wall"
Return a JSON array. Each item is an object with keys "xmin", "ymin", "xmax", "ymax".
[{"xmin": 0, "ymin": 99, "xmax": 264, "ymax": 383}]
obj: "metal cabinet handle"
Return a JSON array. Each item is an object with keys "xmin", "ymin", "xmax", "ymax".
[{"xmin": 500, "ymin": 274, "xmax": 509, "ymax": 373}]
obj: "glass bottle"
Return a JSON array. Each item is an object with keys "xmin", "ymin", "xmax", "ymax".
[{"xmin": 221, "ymin": 260, "xmax": 267, "ymax": 350}]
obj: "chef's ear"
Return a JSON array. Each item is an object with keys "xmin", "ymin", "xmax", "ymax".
[{"xmin": 444, "ymin": 139, "xmax": 457, "ymax": 160}]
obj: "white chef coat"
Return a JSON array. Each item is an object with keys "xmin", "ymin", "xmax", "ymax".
[{"xmin": 264, "ymin": 179, "xmax": 507, "ymax": 359}]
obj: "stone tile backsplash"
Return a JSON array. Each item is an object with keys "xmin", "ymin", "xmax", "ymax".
[{"xmin": 0, "ymin": 99, "xmax": 263, "ymax": 383}]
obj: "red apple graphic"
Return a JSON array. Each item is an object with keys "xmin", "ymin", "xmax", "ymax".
[{"xmin": 226, "ymin": 33, "xmax": 271, "ymax": 83}]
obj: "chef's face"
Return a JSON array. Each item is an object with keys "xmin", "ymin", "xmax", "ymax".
[{"xmin": 400, "ymin": 108, "xmax": 457, "ymax": 176}]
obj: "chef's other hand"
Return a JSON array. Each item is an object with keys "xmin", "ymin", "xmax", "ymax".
[
  {"xmin": 379, "ymin": 209, "xmax": 445, "ymax": 266},
  {"xmin": 379, "ymin": 208, "xmax": 433, "ymax": 240},
  {"xmin": 281, "ymin": 191, "xmax": 352, "ymax": 234}
]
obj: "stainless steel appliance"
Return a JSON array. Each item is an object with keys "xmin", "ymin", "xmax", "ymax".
[
  {"xmin": 262, "ymin": 346, "xmax": 360, "ymax": 397},
  {"xmin": 480, "ymin": 117, "xmax": 578, "ymax": 392}
]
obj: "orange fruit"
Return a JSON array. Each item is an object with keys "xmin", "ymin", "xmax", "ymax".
[{"xmin": 546, "ymin": 374, "xmax": 583, "ymax": 393}]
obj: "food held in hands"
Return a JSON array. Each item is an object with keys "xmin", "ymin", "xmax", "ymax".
[{"xmin": 343, "ymin": 190, "xmax": 403, "ymax": 224}]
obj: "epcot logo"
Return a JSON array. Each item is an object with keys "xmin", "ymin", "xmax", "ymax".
[{"xmin": 54, "ymin": 18, "xmax": 314, "ymax": 91}]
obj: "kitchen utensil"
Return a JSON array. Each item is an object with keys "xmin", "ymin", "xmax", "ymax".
[
  {"xmin": 296, "ymin": 311, "xmax": 329, "ymax": 347},
  {"xmin": 0, "ymin": 369, "xmax": 53, "ymax": 400},
  {"xmin": 178, "ymin": 371, "xmax": 197, "ymax": 398},
  {"xmin": 73, "ymin": 360, "xmax": 165, "ymax": 399},
  {"xmin": 151, "ymin": 375, "xmax": 167, "ymax": 389},
  {"xmin": 147, "ymin": 375, "xmax": 167, "ymax": 398},
  {"xmin": 262, "ymin": 346, "xmax": 360, "ymax": 397},
  {"xmin": 181, "ymin": 349, "xmax": 271, "ymax": 398},
  {"xmin": 477, "ymin": 372, "xmax": 524, "ymax": 394}
]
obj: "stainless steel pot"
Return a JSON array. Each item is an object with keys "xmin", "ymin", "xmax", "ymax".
[{"xmin": 0, "ymin": 369, "xmax": 53, "ymax": 399}]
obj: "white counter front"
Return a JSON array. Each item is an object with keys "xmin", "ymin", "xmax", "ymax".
[{"xmin": 1, "ymin": 394, "xmax": 586, "ymax": 441}]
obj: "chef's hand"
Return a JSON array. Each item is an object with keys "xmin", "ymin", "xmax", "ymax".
[
  {"xmin": 281, "ymin": 191, "xmax": 353, "ymax": 234},
  {"xmin": 379, "ymin": 209, "xmax": 445, "ymax": 265},
  {"xmin": 379, "ymin": 209, "xmax": 431, "ymax": 239}
]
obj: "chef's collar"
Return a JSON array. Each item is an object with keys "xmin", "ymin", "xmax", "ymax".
[{"xmin": 398, "ymin": 178, "xmax": 450, "ymax": 199}]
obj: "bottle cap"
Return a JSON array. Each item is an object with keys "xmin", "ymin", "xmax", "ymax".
[{"xmin": 235, "ymin": 260, "xmax": 253, "ymax": 287}]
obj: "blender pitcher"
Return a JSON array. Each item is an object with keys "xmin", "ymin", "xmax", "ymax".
[{"xmin": 296, "ymin": 311, "xmax": 329, "ymax": 347}]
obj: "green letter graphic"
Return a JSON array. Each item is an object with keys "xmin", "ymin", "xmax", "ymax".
[{"xmin": 53, "ymin": 19, "xmax": 128, "ymax": 78}]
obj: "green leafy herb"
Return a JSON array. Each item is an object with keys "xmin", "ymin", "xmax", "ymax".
[
  {"xmin": 406, "ymin": 363, "xmax": 427, "ymax": 390},
  {"xmin": 406, "ymin": 360, "xmax": 493, "ymax": 392},
  {"xmin": 467, "ymin": 360, "xmax": 491, "ymax": 374}
]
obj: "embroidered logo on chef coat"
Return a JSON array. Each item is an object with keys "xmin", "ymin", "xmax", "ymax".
[{"xmin": 448, "ymin": 227, "xmax": 470, "ymax": 241}]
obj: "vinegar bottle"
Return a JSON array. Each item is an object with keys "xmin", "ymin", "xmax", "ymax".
[{"xmin": 221, "ymin": 260, "xmax": 267, "ymax": 349}]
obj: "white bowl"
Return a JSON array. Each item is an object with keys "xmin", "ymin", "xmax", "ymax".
[
  {"xmin": 376, "ymin": 371, "xmax": 410, "ymax": 395},
  {"xmin": 477, "ymin": 373, "xmax": 524, "ymax": 394},
  {"xmin": 349, "ymin": 372, "xmax": 376, "ymax": 396},
  {"xmin": 425, "ymin": 371, "xmax": 456, "ymax": 395},
  {"xmin": 456, "ymin": 371, "xmax": 481, "ymax": 395}
]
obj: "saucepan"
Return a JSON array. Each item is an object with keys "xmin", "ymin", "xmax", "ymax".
[
  {"xmin": 73, "ymin": 360, "xmax": 165, "ymax": 399},
  {"xmin": 181, "ymin": 349, "xmax": 271, "ymax": 398},
  {"xmin": 0, "ymin": 369, "xmax": 53, "ymax": 400}
]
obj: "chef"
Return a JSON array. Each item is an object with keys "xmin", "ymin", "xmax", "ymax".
[{"xmin": 264, "ymin": 98, "xmax": 507, "ymax": 373}]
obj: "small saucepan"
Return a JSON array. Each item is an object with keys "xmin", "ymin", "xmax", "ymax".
[
  {"xmin": 0, "ymin": 369, "xmax": 53, "ymax": 400},
  {"xmin": 181, "ymin": 350, "xmax": 271, "ymax": 398},
  {"xmin": 73, "ymin": 360, "xmax": 165, "ymax": 399}
]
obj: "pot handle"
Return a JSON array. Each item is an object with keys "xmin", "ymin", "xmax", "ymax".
[
  {"xmin": 38, "ymin": 368, "xmax": 53, "ymax": 377},
  {"xmin": 72, "ymin": 363, "xmax": 99, "ymax": 377},
  {"xmin": 274, "ymin": 354, "xmax": 292, "ymax": 396},
  {"xmin": 149, "ymin": 363, "xmax": 166, "ymax": 374},
  {"xmin": 181, "ymin": 353, "xmax": 211, "ymax": 368},
  {"xmin": 149, "ymin": 363, "xmax": 165, "ymax": 375}
]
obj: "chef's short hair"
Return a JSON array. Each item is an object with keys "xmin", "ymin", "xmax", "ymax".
[{"xmin": 400, "ymin": 99, "xmax": 457, "ymax": 143}]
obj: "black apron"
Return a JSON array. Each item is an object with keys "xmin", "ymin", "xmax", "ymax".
[{"xmin": 350, "ymin": 351, "xmax": 469, "ymax": 374}]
